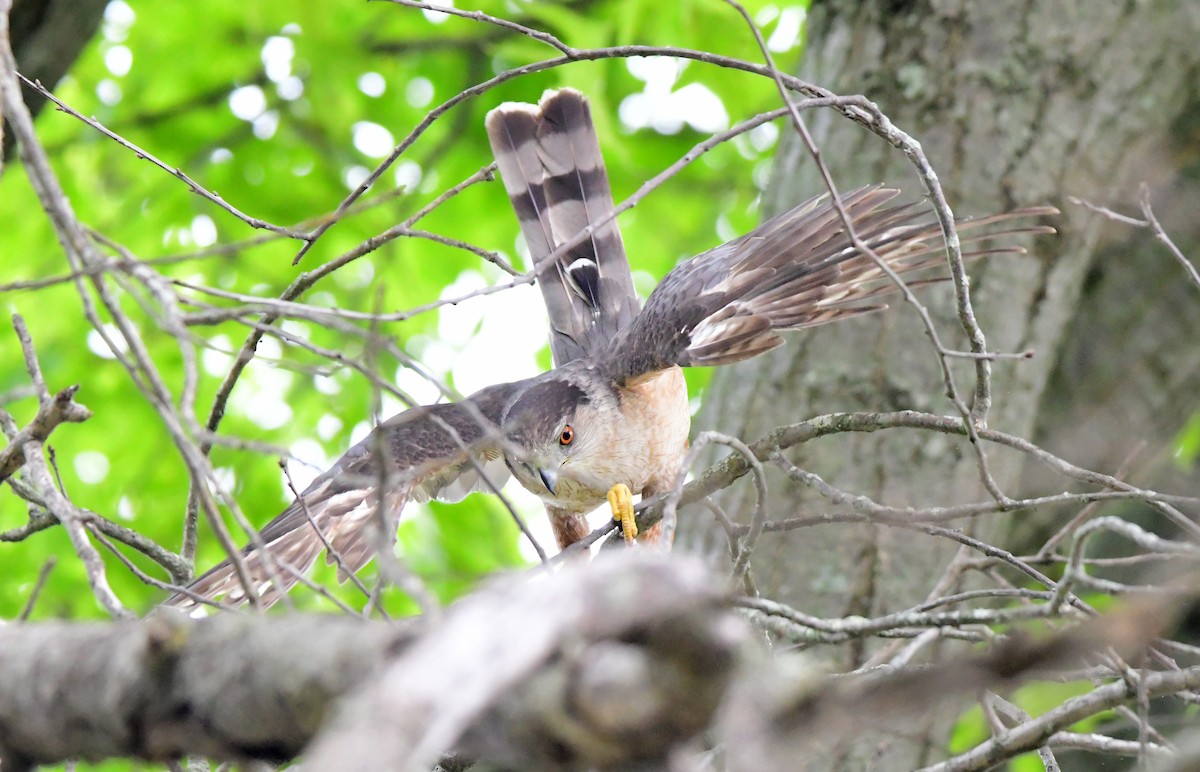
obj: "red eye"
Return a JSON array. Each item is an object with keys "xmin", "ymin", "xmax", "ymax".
[{"xmin": 559, "ymin": 425, "xmax": 575, "ymax": 446}]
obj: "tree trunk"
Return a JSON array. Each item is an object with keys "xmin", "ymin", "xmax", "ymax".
[
  {"xmin": 679, "ymin": 1, "xmax": 1200, "ymax": 766},
  {"xmin": 4, "ymin": 0, "xmax": 108, "ymax": 161}
]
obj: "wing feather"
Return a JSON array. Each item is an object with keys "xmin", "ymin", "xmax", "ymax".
[
  {"xmin": 603, "ymin": 186, "xmax": 1057, "ymax": 380},
  {"xmin": 164, "ymin": 381, "xmax": 522, "ymax": 610}
]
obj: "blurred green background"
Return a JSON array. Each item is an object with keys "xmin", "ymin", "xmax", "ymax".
[{"xmin": 0, "ymin": 0, "xmax": 801, "ymax": 623}]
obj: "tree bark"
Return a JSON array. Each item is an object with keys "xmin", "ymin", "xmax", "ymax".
[
  {"xmin": 3, "ymin": 554, "xmax": 1183, "ymax": 770},
  {"xmin": 0, "ymin": 555, "xmax": 748, "ymax": 771},
  {"xmin": 0, "ymin": 613, "xmax": 407, "ymax": 769},
  {"xmin": 679, "ymin": 1, "xmax": 1200, "ymax": 766}
]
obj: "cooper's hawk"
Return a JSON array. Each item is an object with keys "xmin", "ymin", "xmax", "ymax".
[{"xmin": 166, "ymin": 89, "xmax": 1053, "ymax": 608}]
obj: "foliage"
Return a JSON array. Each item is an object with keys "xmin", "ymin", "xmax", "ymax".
[{"xmin": 0, "ymin": 0, "xmax": 800, "ymax": 619}]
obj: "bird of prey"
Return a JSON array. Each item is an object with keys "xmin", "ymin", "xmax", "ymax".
[{"xmin": 166, "ymin": 89, "xmax": 1053, "ymax": 609}]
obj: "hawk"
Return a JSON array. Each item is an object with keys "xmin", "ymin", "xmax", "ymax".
[{"xmin": 166, "ymin": 89, "xmax": 1053, "ymax": 608}]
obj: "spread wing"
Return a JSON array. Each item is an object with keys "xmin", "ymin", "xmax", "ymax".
[
  {"xmin": 486, "ymin": 88, "xmax": 640, "ymax": 367},
  {"xmin": 164, "ymin": 381, "xmax": 523, "ymax": 610},
  {"xmin": 602, "ymin": 186, "xmax": 1057, "ymax": 381}
]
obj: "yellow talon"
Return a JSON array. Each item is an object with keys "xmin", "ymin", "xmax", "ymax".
[{"xmin": 607, "ymin": 483, "xmax": 636, "ymax": 543}]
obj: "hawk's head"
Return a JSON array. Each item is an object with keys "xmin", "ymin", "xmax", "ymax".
[{"xmin": 502, "ymin": 373, "xmax": 619, "ymax": 511}]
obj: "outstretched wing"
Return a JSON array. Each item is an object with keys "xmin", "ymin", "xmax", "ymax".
[
  {"xmin": 165, "ymin": 381, "xmax": 523, "ymax": 610},
  {"xmin": 486, "ymin": 88, "xmax": 640, "ymax": 367},
  {"xmin": 602, "ymin": 186, "xmax": 1057, "ymax": 381}
]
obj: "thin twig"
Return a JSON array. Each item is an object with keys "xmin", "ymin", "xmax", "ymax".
[
  {"xmin": 17, "ymin": 558, "xmax": 56, "ymax": 621},
  {"xmin": 20, "ymin": 75, "xmax": 310, "ymax": 242}
]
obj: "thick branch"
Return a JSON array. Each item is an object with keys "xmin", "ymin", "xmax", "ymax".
[
  {"xmin": 306, "ymin": 553, "xmax": 747, "ymax": 770},
  {"xmin": 0, "ymin": 612, "xmax": 408, "ymax": 770},
  {"xmin": 0, "ymin": 555, "xmax": 749, "ymax": 770}
]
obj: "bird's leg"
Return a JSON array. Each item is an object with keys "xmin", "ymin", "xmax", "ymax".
[
  {"xmin": 633, "ymin": 477, "xmax": 675, "ymax": 549},
  {"xmin": 549, "ymin": 506, "xmax": 592, "ymax": 552},
  {"xmin": 607, "ymin": 483, "xmax": 637, "ymax": 544}
]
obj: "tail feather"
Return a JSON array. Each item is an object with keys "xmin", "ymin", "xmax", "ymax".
[
  {"xmin": 536, "ymin": 92, "xmax": 637, "ymax": 323},
  {"xmin": 485, "ymin": 104, "xmax": 557, "ymax": 274},
  {"xmin": 487, "ymin": 89, "xmax": 640, "ymax": 366}
]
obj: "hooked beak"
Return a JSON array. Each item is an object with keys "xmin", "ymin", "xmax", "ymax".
[{"xmin": 538, "ymin": 467, "xmax": 558, "ymax": 495}]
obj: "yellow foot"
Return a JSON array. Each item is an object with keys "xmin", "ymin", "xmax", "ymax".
[{"xmin": 607, "ymin": 483, "xmax": 637, "ymax": 544}]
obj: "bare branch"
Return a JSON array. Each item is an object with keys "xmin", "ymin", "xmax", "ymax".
[
  {"xmin": 0, "ymin": 381, "xmax": 90, "ymax": 481},
  {"xmin": 23, "ymin": 441, "xmax": 130, "ymax": 618},
  {"xmin": 19, "ymin": 75, "xmax": 310, "ymax": 242},
  {"xmin": 1139, "ymin": 184, "xmax": 1200, "ymax": 291},
  {"xmin": 1068, "ymin": 187, "xmax": 1200, "ymax": 292}
]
